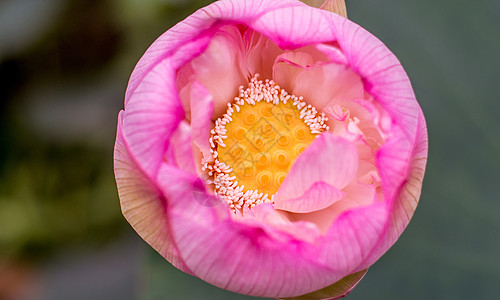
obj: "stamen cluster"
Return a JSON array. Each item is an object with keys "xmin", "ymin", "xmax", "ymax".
[{"xmin": 202, "ymin": 74, "xmax": 329, "ymax": 211}]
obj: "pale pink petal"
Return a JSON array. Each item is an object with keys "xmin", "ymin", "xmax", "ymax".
[
  {"xmin": 113, "ymin": 111, "xmax": 191, "ymax": 274},
  {"xmin": 245, "ymin": 31, "xmax": 284, "ymax": 80},
  {"xmin": 292, "ymin": 62, "xmax": 364, "ymax": 111},
  {"xmin": 273, "ymin": 51, "xmax": 315, "ymax": 92},
  {"xmin": 288, "ymin": 182, "xmax": 376, "ymax": 234},
  {"xmin": 274, "ymin": 133, "xmax": 358, "ymax": 209},
  {"xmin": 188, "ymin": 25, "xmax": 248, "ymax": 118},
  {"xmin": 189, "ymin": 80, "xmax": 214, "ymax": 158},
  {"xmin": 163, "ymin": 120, "xmax": 196, "ymax": 173},
  {"xmin": 274, "ymin": 182, "xmax": 345, "ymax": 213},
  {"xmin": 125, "ymin": 31, "xmax": 212, "ymax": 107}
]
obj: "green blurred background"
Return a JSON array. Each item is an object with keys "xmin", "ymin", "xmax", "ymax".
[{"xmin": 0, "ymin": 0, "xmax": 498, "ymax": 299}]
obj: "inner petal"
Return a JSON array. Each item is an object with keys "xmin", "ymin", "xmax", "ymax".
[{"xmin": 204, "ymin": 74, "xmax": 329, "ymax": 211}]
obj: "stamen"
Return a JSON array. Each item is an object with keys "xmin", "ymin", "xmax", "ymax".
[{"xmin": 205, "ymin": 74, "xmax": 329, "ymax": 212}]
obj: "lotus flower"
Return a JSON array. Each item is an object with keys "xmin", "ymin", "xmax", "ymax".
[{"xmin": 113, "ymin": 0, "xmax": 428, "ymax": 299}]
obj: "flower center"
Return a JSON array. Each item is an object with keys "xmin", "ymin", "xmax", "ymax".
[{"xmin": 204, "ymin": 74, "xmax": 328, "ymax": 211}]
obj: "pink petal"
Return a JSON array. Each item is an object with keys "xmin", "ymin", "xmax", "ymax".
[
  {"xmin": 331, "ymin": 16, "xmax": 421, "ymax": 140},
  {"xmin": 319, "ymin": 201, "xmax": 389, "ymax": 273},
  {"xmin": 122, "ymin": 59, "xmax": 185, "ymax": 178},
  {"xmin": 156, "ymin": 164, "xmax": 345, "ymax": 298},
  {"xmin": 274, "ymin": 181, "xmax": 346, "ymax": 213},
  {"xmin": 113, "ymin": 111, "xmax": 191, "ymax": 274},
  {"xmin": 274, "ymin": 133, "xmax": 358, "ymax": 212},
  {"xmin": 251, "ymin": 2, "xmax": 336, "ymax": 49},
  {"xmin": 356, "ymin": 113, "xmax": 428, "ymax": 270}
]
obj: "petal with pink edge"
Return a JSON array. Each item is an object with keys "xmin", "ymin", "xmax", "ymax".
[
  {"xmin": 123, "ymin": 60, "xmax": 184, "ymax": 178},
  {"xmin": 114, "ymin": 111, "xmax": 191, "ymax": 274}
]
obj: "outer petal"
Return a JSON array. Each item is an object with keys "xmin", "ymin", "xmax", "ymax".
[
  {"xmin": 122, "ymin": 60, "xmax": 185, "ymax": 178},
  {"xmin": 356, "ymin": 112, "xmax": 428, "ymax": 270},
  {"xmin": 274, "ymin": 133, "xmax": 358, "ymax": 212},
  {"xmin": 156, "ymin": 164, "xmax": 346, "ymax": 298},
  {"xmin": 113, "ymin": 111, "xmax": 190, "ymax": 274}
]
